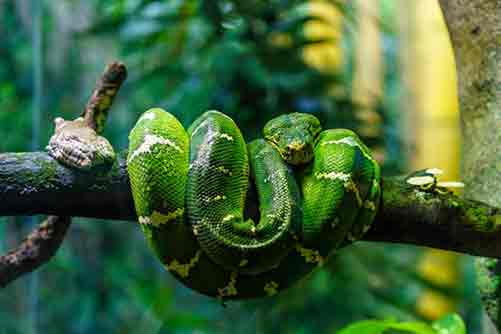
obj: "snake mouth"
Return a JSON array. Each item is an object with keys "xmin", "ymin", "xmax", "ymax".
[
  {"xmin": 266, "ymin": 138, "xmax": 314, "ymax": 165},
  {"xmin": 281, "ymin": 143, "xmax": 314, "ymax": 165}
]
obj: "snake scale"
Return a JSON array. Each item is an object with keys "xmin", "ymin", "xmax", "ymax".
[{"xmin": 127, "ymin": 108, "xmax": 381, "ymax": 300}]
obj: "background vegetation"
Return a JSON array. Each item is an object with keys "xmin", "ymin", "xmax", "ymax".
[{"xmin": 0, "ymin": 0, "xmax": 483, "ymax": 333}]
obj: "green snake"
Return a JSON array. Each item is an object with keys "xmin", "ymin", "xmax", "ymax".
[{"xmin": 127, "ymin": 108, "xmax": 381, "ymax": 300}]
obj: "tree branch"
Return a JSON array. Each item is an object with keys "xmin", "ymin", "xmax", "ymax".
[
  {"xmin": 81, "ymin": 62, "xmax": 128, "ymax": 133},
  {"xmin": 0, "ymin": 61, "xmax": 127, "ymax": 287},
  {"xmin": 2, "ymin": 151, "xmax": 501, "ymax": 258},
  {"xmin": 0, "ymin": 216, "xmax": 70, "ymax": 287},
  {"xmin": 0, "ymin": 151, "xmax": 134, "ymax": 220},
  {"xmin": 365, "ymin": 175, "xmax": 501, "ymax": 257}
]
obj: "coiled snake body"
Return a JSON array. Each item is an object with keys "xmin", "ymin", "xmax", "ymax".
[{"xmin": 127, "ymin": 109, "xmax": 381, "ymax": 300}]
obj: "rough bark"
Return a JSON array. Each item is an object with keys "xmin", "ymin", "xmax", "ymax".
[
  {"xmin": 438, "ymin": 0, "xmax": 501, "ymax": 328},
  {"xmin": 2, "ymin": 151, "xmax": 501, "ymax": 258},
  {"xmin": 438, "ymin": 1, "xmax": 501, "ymax": 203},
  {"xmin": 0, "ymin": 216, "xmax": 70, "ymax": 287},
  {"xmin": 0, "ymin": 62, "xmax": 127, "ymax": 287},
  {"xmin": 81, "ymin": 62, "xmax": 128, "ymax": 133},
  {"xmin": 0, "ymin": 151, "xmax": 134, "ymax": 220}
]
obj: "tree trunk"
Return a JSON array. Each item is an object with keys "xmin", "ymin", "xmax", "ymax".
[{"xmin": 438, "ymin": 0, "xmax": 501, "ymax": 329}]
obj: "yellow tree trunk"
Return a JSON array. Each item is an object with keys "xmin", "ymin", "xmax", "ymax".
[
  {"xmin": 406, "ymin": 0, "xmax": 461, "ymax": 181},
  {"xmin": 352, "ymin": 0, "xmax": 384, "ymax": 143},
  {"xmin": 399, "ymin": 0, "xmax": 462, "ymax": 320}
]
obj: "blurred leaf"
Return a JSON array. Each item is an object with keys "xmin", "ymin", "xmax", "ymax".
[
  {"xmin": 338, "ymin": 314, "xmax": 466, "ymax": 334},
  {"xmin": 432, "ymin": 314, "xmax": 466, "ymax": 334},
  {"xmin": 119, "ymin": 19, "xmax": 164, "ymax": 40},
  {"xmin": 140, "ymin": 1, "xmax": 184, "ymax": 19},
  {"xmin": 338, "ymin": 319, "xmax": 436, "ymax": 334}
]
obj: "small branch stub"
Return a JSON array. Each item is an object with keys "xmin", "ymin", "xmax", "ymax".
[{"xmin": 82, "ymin": 61, "xmax": 127, "ymax": 133}]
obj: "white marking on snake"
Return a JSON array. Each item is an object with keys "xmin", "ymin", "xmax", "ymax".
[
  {"xmin": 321, "ymin": 136, "xmax": 374, "ymax": 161},
  {"xmin": 166, "ymin": 250, "xmax": 202, "ymax": 278},
  {"xmin": 218, "ymin": 272, "xmax": 238, "ymax": 298},
  {"xmin": 315, "ymin": 171, "xmax": 351, "ymax": 182},
  {"xmin": 138, "ymin": 111, "xmax": 156, "ymax": 122},
  {"xmin": 363, "ymin": 200, "xmax": 376, "ymax": 211},
  {"xmin": 362, "ymin": 222, "xmax": 372, "ymax": 234},
  {"xmin": 218, "ymin": 133, "xmax": 234, "ymax": 141},
  {"xmin": 151, "ymin": 209, "xmax": 184, "ymax": 226},
  {"xmin": 295, "ymin": 243, "xmax": 324, "ymax": 265},
  {"xmin": 344, "ymin": 180, "xmax": 363, "ymax": 207},
  {"xmin": 128, "ymin": 134, "xmax": 182, "ymax": 163},
  {"xmin": 207, "ymin": 194, "xmax": 227, "ymax": 203},
  {"xmin": 215, "ymin": 166, "xmax": 232, "ymax": 176},
  {"xmin": 139, "ymin": 209, "xmax": 184, "ymax": 226},
  {"xmin": 264, "ymin": 170, "xmax": 284, "ymax": 184},
  {"xmin": 321, "ymin": 137, "xmax": 359, "ymax": 148},
  {"xmin": 264, "ymin": 281, "xmax": 279, "ymax": 296},
  {"xmin": 222, "ymin": 214, "xmax": 236, "ymax": 223},
  {"xmin": 315, "ymin": 171, "xmax": 363, "ymax": 206}
]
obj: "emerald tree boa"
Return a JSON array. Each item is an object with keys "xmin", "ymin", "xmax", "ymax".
[{"xmin": 127, "ymin": 109, "xmax": 381, "ymax": 300}]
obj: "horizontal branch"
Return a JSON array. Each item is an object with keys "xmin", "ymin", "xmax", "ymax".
[
  {"xmin": 364, "ymin": 175, "xmax": 501, "ymax": 257},
  {"xmin": 0, "ymin": 151, "xmax": 135, "ymax": 220},
  {"xmin": 0, "ymin": 61, "xmax": 129, "ymax": 288},
  {"xmin": 1, "ymin": 151, "xmax": 501, "ymax": 257}
]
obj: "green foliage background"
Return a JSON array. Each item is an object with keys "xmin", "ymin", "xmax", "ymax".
[{"xmin": 0, "ymin": 1, "xmax": 482, "ymax": 333}]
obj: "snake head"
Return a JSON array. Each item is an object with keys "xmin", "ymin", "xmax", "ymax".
[{"xmin": 263, "ymin": 113, "xmax": 322, "ymax": 165}]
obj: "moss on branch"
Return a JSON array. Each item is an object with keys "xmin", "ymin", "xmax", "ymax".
[
  {"xmin": 2, "ymin": 150, "xmax": 501, "ymax": 258},
  {"xmin": 0, "ymin": 61, "xmax": 128, "ymax": 288},
  {"xmin": 365, "ymin": 174, "xmax": 501, "ymax": 257},
  {"xmin": 0, "ymin": 151, "xmax": 135, "ymax": 220}
]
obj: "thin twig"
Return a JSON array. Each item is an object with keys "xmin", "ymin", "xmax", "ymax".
[{"xmin": 82, "ymin": 61, "xmax": 127, "ymax": 132}]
